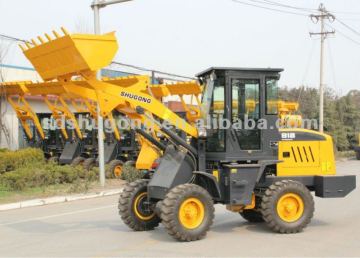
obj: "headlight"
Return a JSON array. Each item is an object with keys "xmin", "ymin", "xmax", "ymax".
[{"xmin": 198, "ymin": 127, "xmax": 207, "ymax": 138}]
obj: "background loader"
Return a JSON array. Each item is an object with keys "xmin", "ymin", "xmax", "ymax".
[{"xmin": 1, "ymin": 29, "xmax": 356, "ymax": 242}]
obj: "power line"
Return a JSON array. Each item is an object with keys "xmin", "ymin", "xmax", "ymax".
[
  {"xmin": 329, "ymin": 10, "xmax": 360, "ymax": 16},
  {"xmin": 231, "ymin": 0, "xmax": 308, "ymax": 16},
  {"xmin": 111, "ymin": 61, "xmax": 196, "ymax": 80},
  {"xmin": 327, "ymin": 23, "xmax": 360, "ymax": 46},
  {"xmin": 0, "ymin": 34, "xmax": 29, "ymax": 43},
  {"xmin": 300, "ymin": 40, "xmax": 316, "ymax": 85},
  {"xmin": 297, "ymin": 40, "xmax": 316, "ymax": 103},
  {"xmin": 336, "ymin": 18, "xmax": 360, "ymax": 37},
  {"xmin": 250, "ymin": 0, "xmax": 315, "ymax": 12},
  {"xmin": 327, "ymin": 39, "xmax": 338, "ymax": 94},
  {"xmin": 232, "ymin": 0, "xmax": 360, "ymax": 23}
]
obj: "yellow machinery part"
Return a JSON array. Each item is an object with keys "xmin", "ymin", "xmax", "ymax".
[
  {"xmin": 7, "ymin": 95, "xmax": 45, "ymax": 140},
  {"xmin": 18, "ymin": 28, "xmax": 198, "ymax": 138},
  {"xmin": 277, "ymin": 128, "xmax": 336, "ymax": 176},
  {"xmin": 43, "ymin": 95, "xmax": 83, "ymax": 140},
  {"xmin": 135, "ymin": 138, "xmax": 161, "ymax": 170},
  {"xmin": 226, "ymin": 193, "xmax": 256, "ymax": 212},
  {"xmin": 280, "ymin": 114, "xmax": 302, "ymax": 128},
  {"xmin": 133, "ymin": 192, "xmax": 155, "ymax": 221},
  {"xmin": 276, "ymin": 193, "xmax": 304, "ymax": 223},
  {"xmin": 1, "ymin": 79, "xmax": 163, "ymax": 170},
  {"xmin": 178, "ymin": 197, "xmax": 205, "ymax": 229},
  {"xmin": 21, "ymin": 28, "xmax": 118, "ymax": 81}
]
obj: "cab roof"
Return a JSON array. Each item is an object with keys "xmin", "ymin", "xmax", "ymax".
[{"xmin": 196, "ymin": 67, "xmax": 284, "ymax": 78}]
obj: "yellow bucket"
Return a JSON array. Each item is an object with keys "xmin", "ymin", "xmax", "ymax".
[{"xmin": 21, "ymin": 28, "xmax": 118, "ymax": 81}]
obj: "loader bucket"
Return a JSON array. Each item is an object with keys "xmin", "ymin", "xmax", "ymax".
[{"xmin": 20, "ymin": 28, "xmax": 118, "ymax": 81}]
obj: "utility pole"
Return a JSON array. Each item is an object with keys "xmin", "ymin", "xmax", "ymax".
[
  {"xmin": 91, "ymin": 0, "xmax": 133, "ymax": 187},
  {"xmin": 309, "ymin": 3, "xmax": 335, "ymax": 133}
]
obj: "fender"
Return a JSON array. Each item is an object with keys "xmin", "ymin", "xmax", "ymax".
[{"xmin": 193, "ymin": 171, "xmax": 222, "ymax": 200}]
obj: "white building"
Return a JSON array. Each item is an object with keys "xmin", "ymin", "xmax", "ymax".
[{"xmin": 0, "ymin": 64, "xmax": 46, "ymax": 150}]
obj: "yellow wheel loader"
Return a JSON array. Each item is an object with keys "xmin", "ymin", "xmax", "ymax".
[{"xmin": 1, "ymin": 29, "xmax": 356, "ymax": 242}]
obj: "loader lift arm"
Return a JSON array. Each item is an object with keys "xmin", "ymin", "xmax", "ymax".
[{"xmin": 7, "ymin": 94, "xmax": 45, "ymax": 141}]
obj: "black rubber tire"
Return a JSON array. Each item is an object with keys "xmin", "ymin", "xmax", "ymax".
[
  {"xmin": 160, "ymin": 184, "xmax": 215, "ymax": 242},
  {"xmin": 48, "ymin": 156, "xmax": 59, "ymax": 164},
  {"xmin": 71, "ymin": 156, "xmax": 85, "ymax": 167},
  {"xmin": 83, "ymin": 158, "xmax": 96, "ymax": 171},
  {"xmin": 240, "ymin": 209, "xmax": 264, "ymax": 223},
  {"xmin": 124, "ymin": 160, "xmax": 135, "ymax": 167},
  {"xmin": 108, "ymin": 159, "xmax": 124, "ymax": 178},
  {"xmin": 260, "ymin": 180, "xmax": 314, "ymax": 234},
  {"xmin": 118, "ymin": 179, "xmax": 160, "ymax": 231}
]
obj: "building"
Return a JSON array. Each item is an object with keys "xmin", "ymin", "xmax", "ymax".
[{"xmin": 0, "ymin": 64, "xmax": 44, "ymax": 150}]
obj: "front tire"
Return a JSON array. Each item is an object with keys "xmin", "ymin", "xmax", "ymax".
[
  {"xmin": 160, "ymin": 184, "xmax": 214, "ymax": 241},
  {"xmin": 108, "ymin": 159, "xmax": 124, "ymax": 178},
  {"xmin": 83, "ymin": 158, "xmax": 96, "ymax": 171},
  {"xmin": 119, "ymin": 179, "xmax": 160, "ymax": 231},
  {"xmin": 71, "ymin": 156, "xmax": 85, "ymax": 167},
  {"xmin": 261, "ymin": 180, "xmax": 314, "ymax": 234}
]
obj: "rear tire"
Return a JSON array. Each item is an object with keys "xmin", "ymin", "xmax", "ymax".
[
  {"xmin": 108, "ymin": 159, "xmax": 124, "ymax": 178},
  {"xmin": 83, "ymin": 158, "xmax": 96, "ymax": 171},
  {"xmin": 71, "ymin": 156, "xmax": 85, "ymax": 167},
  {"xmin": 160, "ymin": 184, "xmax": 214, "ymax": 241},
  {"xmin": 240, "ymin": 209, "xmax": 264, "ymax": 223},
  {"xmin": 118, "ymin": 179, "xmax": 160, "ymax": 231},
  {"xmin": 260, "ymin": 180, "xmax": 314, "ymax": 234}
]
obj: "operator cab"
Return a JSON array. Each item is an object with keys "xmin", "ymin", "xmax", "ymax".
[
  {"xmin": 196, "ymin": 67, "xmax": 283, "ymax": 161},
  {"xmin": 196, "ymin": 67, "xmax": 283, "ymax": 162}
]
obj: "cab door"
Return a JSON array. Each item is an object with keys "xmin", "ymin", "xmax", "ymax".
[
  {"xmin": 226, "ymin": 73, "xmax": 280, "ymax": 161},
  {"xmin": 230, "ymin": 78, "xmax": 261, "ymax": 151}
]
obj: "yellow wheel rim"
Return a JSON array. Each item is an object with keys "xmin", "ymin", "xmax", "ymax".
[
  {"xmin": 276, "ymin": 193, "xmax": 304, "ymax": 223},
  {"xmin": 179, "ymin": 197, "xmax": 205, "ymax": 229},
  {"xmin": 133, "ymin": 192, "xmax": 155, "ymax": 221},
  {"xmin": 113, "ymin": 165, "xmax": 122, "ymax": 178}
]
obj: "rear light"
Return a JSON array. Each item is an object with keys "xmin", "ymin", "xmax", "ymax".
[{"xmin": 151, "ymin": 162, "xmax": 159, "ymax": 169}]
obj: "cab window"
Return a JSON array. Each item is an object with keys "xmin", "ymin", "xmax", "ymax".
[{"xmin": 266, "ymin": 78, "xmax": 279, "ymax": 115}]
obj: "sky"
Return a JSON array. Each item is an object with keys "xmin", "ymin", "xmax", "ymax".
[{"xmin": 1, "ymin": 0, "xmax": 360, "ymax": 95}]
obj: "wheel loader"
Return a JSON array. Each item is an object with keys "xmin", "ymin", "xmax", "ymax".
[
  {"xmin": 4, "ymin": 79, "xmax": 140, "ymax": 173},
  {"xmin": 118, "ymin": 67, "xmax": 356, "ymax": 241},
  {"xmin": 2, "ymin": 29, "xmax": 356, "ymax": 242}
]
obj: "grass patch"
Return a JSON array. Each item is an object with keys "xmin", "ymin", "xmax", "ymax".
[
  {"xmin": 336, "ymin": 150, "xmax": 356, "ymax": 159},
  {"xmin": 0, "ymin": 148, "xmax": 101, "ymax": 204},
  {"xmin": 0, "ymin": 162, "xmax": 98, "ymax": 191},
  {"xmin": 0, "ymin": 148, "xmax": 44, "ymax": 173},
  {"xmin": 121, "ymin": 163, "xmax": 144, "ymax": 182},
  {"xmin": 0, "ymin": 148, "xmax": 131, "ymax": 204}
]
